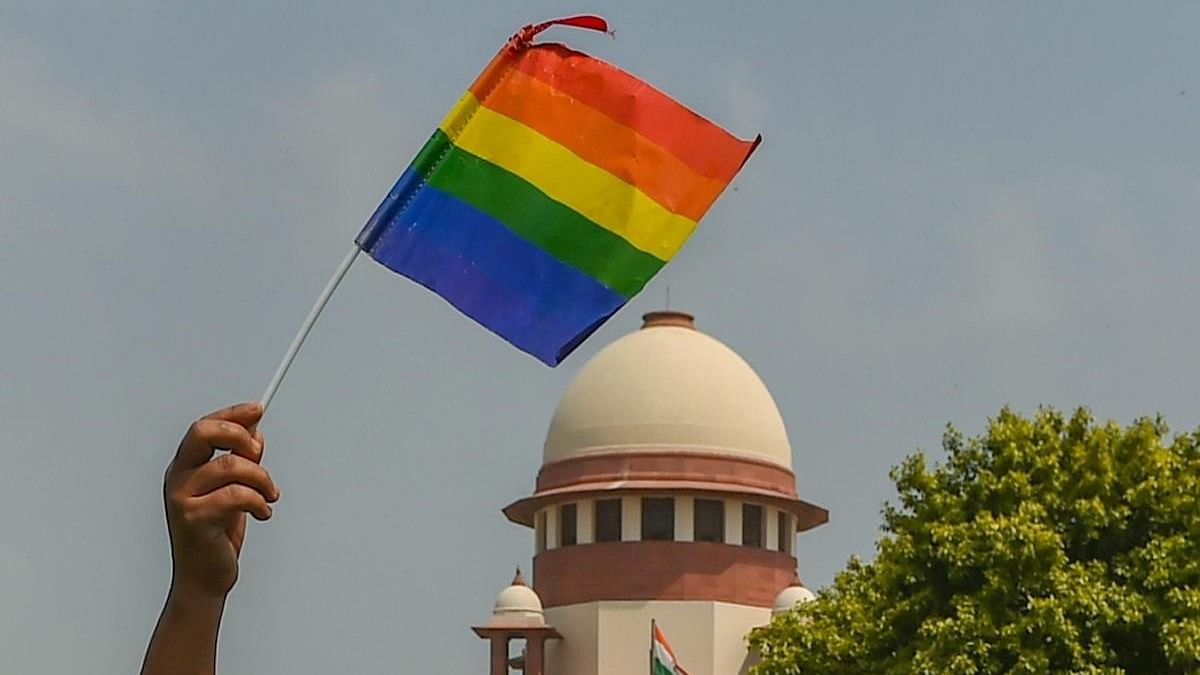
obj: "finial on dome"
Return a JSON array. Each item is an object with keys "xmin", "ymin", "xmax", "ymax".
[
  {"xmin": 641, "ymin": 310, "xmax": 695, "ymax": 330},
  {"xmin": 490, "ymin": 570, "xmax": 546, "ymax": 626}
]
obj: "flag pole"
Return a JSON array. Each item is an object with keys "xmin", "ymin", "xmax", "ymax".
[
  {"xmin": 650, "ymin": 618, "xmax": 655, "ymax": 675},
  {"xmin": 260, "ymin": 244, "xmax": 362, "ymax": 413}
]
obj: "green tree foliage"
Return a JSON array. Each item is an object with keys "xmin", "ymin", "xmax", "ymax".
[{"xmin": 750, "ymin": 407, "xmax": 1200, "ymax": 674}]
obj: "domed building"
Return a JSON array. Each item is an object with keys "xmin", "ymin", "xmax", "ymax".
[{"xmin": 474, "ymin": 311, "xmax": 827, "ymax": 675}]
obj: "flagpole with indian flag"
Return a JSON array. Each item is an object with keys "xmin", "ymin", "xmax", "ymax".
[{"xmin": 651, "ymin": 620, "xmax": 689, "ymax": 675}]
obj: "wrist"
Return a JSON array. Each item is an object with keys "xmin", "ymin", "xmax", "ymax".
[
  {"xmin": 143, "ymin": 578, "xmax": 226, "ymax": 675},
  {"xmin": 166, "ymin": 579, "xmax": 229, "ymax": 615}
]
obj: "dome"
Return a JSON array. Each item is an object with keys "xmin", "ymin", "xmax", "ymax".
[
  {"xmin": 772, "ymin": 582, "xmax": 816, "ymax": 616},
  {"xmin": 492, "ymin": 569, "xmax": 544, "ymax": 624},
  {"xmin": 543, "ymin": 311, "xmax": 792, "ymax": 469}
]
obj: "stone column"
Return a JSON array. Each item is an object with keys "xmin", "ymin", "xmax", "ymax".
[
  {"xmin": 489, "ymin": 635, "xmax": 509, "ymax": 675},
  {"xmin": 524, "ymin": 635, "xmax": 545, "ymax": 675}
]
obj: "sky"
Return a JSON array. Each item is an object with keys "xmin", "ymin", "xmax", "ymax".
[{"xmin": 2, "ymin": 2, "xmax": 1199, "ymax": 673}]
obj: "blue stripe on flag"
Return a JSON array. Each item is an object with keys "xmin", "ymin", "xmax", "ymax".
[{"xmin": 359, "ymin": 181, "xmax": 625, "ymax": 365}]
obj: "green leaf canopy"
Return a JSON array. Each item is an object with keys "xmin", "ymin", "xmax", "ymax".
[{"xmin": 750, "ymin": 407, "xmax": 1200, "ymax": 675}]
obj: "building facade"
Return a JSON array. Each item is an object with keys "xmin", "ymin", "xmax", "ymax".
[{"xmin": 475, "ymin": 311, "xmax": 827, "ymax": 675}]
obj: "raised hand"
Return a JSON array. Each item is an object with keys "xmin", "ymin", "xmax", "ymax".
[
  {"xmin": 164, "ymin": 401, "xmax": 280, "ymax": 598},
  {"xmin": 142, "ymin": 401, "xmax": 281, "ymax": 675}
]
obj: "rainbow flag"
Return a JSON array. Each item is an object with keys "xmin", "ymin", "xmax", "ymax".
[{"xmin": 356, "ymin": 16, "xmax": 760, "ymax": 365}]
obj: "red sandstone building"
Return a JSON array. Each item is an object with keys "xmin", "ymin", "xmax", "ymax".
[{"xmin": 475, "ymin": 311, "xmax": 827, "ymax": 675}]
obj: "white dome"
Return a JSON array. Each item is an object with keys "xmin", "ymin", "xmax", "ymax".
[
  {"xmin": 493, "ymin": 571, "xmax": 544, "ymax": 622},
  {"xmin": 772, "ymin": 584, "xmax": 816, "ymax": 615},
  {"xmin": 543, "ymin": 312, "xmax": 793, "ymax": 469}
]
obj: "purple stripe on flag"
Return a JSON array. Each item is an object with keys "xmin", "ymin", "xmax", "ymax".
[{"xmin": 359, "ymin": 183, "xmax": 625, "ymax": 365}]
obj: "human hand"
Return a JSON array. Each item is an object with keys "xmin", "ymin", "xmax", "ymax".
[{"xmin": 163, "ymin": 402, "xmax": 280, "ymax": 600}]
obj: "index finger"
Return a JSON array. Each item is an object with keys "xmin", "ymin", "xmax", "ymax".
[
  {"xmin": 201, "ymin": 401, "xmax": 264, "ymax": 426},
  {"xmin": 173, "ymin": 402, "xmax": 263, "ymax": 468}
]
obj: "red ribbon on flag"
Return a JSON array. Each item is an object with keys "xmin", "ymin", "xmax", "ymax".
[{"xmin": 508, "ymin": 14, "xmax": 610, "ymax": 50}]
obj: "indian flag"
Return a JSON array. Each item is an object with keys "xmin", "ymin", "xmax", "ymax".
[{"xmin": 651, "ymin": 622, "xmax": 689, "ymax": 675}]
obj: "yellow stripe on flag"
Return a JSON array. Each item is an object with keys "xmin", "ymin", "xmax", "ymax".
[{"xmin": 439, "ymin": 92, "xmax": 697, "ymax": 261}]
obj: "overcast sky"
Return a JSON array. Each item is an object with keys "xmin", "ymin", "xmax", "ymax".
[{"xmin": 3, "ymin": 2, "xmax": 1200, "ymax": 673}]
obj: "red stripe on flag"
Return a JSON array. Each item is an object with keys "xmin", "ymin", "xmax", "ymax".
[{"xmin": 503, "ymin": 44, "xmax": 759, "ymax": 184}]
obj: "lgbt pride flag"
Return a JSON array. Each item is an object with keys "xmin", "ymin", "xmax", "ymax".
[{"xmin": 356, "ymin": 16, "xmax": 760, "ymax": 365}]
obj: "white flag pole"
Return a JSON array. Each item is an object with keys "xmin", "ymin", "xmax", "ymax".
[{"xmin": 260, "ymin": 244, "xmax": 362, "ymax": 413}]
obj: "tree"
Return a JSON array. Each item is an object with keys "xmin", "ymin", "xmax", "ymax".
[{"xmin": 750, "ymin": 407, "xmax": 1200, "ymax": 674}]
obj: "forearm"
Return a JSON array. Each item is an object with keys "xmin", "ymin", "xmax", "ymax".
[{"xmin": 141, "ymin": 585, "xmax": 226, "ymax": 675}]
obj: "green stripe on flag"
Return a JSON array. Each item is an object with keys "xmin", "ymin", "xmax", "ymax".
[
  {"xmin": 653, "ymin": 660, "xmax": 675, "ymax": 675},
  {"xmin": 416, "ymin": 131, "xmax": 666, "ymax": 298}
]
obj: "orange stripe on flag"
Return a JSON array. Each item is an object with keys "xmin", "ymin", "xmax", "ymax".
[
  {"xmin": 654, "ymin": 624, "xmax": 678, "ymax": 662},
  {"xmin": 477, "ymin": 68, "xmax": 728, "ymax": 222},
  {"xmin": 509, "ymin": 44, "xmax": 758, "ymax": 184}
]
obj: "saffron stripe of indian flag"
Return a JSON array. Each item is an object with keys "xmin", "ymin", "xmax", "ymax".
[{"xmin": 652, "ymin": 624, "xmax": 685, "ymax": 675}]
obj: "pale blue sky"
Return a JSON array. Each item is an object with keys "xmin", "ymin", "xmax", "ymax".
[{"xmin": 3, "ymin": 2, "xmax": 1199, "ymax": 673}]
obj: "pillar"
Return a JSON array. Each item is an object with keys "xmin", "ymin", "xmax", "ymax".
[
  {"xmin": 525, "ymin": 635, "xmax": 546, "ymax": 675},
  {"xmin": 489, "ymin": 636, "xmax": 509, "ymax": 675}
]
